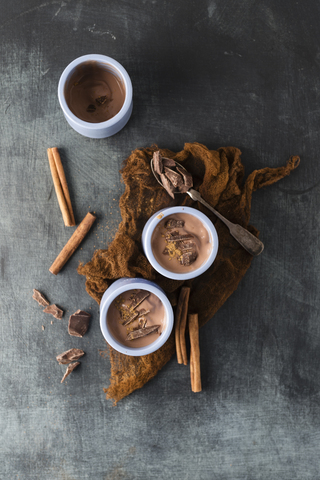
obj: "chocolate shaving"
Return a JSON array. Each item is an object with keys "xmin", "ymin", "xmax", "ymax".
[
  {"xmin": 162, "ymin": 157, "xmax": 176, "ymax": 167},
  {"xmin": 56, "ymin": 348, "xmax": 85, "ymax": 365},
  {"xmin": 137, "ymin": 308, "xmax": 150, "ymax": 318},
  {"xmin": 61, "ymin": 362, "xmax": 80, "ymax": 383},
  {"xmin": 165, "ymin": 219, "xmax": 185, "ymax": 229},
  {"xmin": 86, "ymin": 104, "xmax": 96, "ymax": 113},
  {"xmin": 96, "ymin": 95, "xmax": 108, "ymax": 105},
  {"xmin": 153, "ymin": 151, "xmax": 163, "ymax": 175},
  {"xmin": 43, "ymin": 304, "xmax": 64, "ymax": 319},
  {"xmin": 166, "ymin": 233, "xmax": 194, "ymax": 242},
  {"xmin": 179, "ymin": 250, "xmax": 198, "ymax": 266},
  {"xmin": 165, "ymin": 230, "xmax": 179, "ymax": 240},
  {"xmin": 122, "ymin": 310, "xmax": 139, "ymax": 326},
  {"xmin": 126, "ymin": 325, "xmax": 160, "ymax": 341},
  {"xmin": 176, "ymin": 166, "xmax": 193, "ymax": 191},
  {"xmin": 68, "ymin": 310, "xmax": 91, "ymax": 337},
  {"xmin": 160, "ymin": 173, "xmax": 176, "ymax": 199},
  {"xmin": 33, "ymin": 289, "xmax": 50, "ymax": 307},
  {"xmin": 164, "ymin": 167, "xmax": 184, "ymax": 188},
  {"xmin": 128, "ymin": 290, "xmax": 150, "ymax": 310},
  {"xmin": 178, "ymin": 240, "xmax": 196, "ymax": 251}
]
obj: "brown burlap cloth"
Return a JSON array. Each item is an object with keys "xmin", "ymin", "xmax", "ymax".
[{"xmin": 78, "ymin": 143, "xmax": 300, "ymax": 404}]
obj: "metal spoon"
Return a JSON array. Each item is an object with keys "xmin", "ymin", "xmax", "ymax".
[{"xmin": 151, "ymin": 159, "xmax": 264, "ymax": 256}]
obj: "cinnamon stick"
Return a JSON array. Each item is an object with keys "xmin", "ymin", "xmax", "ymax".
[
  {"xmin": 51, "ymin": 148, "xmax": 76, "ymax": 226},
  {"xmin": 47, "ymin": 147, "xmax": 76, "ymax": 227},
  {"xmin": 190, "ymin": 348, "xmax": 195, "ymax": 391},
  {"xmin": 188, "ymin": 313, "xmax": 202, "ymax": 392},
  {"xmin": 49, "ymin": 212, "xmax": 96, "ymax": 275},
  {"xmin": 175, "ymin": 286, "xmax": 190, "ymax": 365}
]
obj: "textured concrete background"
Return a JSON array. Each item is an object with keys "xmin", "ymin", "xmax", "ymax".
[{"xmin": 1, "ymin": 0, "xmax": 319, "ymax": 479}]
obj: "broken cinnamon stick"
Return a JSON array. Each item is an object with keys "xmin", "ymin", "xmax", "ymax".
[
  {"xmin": 49, "ymin": 212, "xmax": 96, "ymax": 275},
  {"xmin": 188, "ymin": 313, "xmax": 201, "ymax": 392},
  {"xmin": 47, "ymin": 148, "xmax": 75, "ymax": 227},
  {"xmin": 174, "ymin": 286, "xmax": 190, "ymax": 365}
]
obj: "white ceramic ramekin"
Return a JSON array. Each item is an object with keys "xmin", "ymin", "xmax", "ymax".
[
  {"xmin": 58, "ymin": 54, "xmax": 133, "ymax": 138},
  {"xmin": 100, "ymin": 278, "xmax": 174, "ymax": 356},
  {"xmin": 142, "ymin": 206, "xmax": 219, "ymax": 280}
]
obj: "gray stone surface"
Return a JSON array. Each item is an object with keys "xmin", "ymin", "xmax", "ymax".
[{"xmin": 0, "ymin": 0, "xmax": 319, "ymax": 478}]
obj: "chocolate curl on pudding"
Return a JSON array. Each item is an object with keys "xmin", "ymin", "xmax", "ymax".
[{"xmin": 126, "ymin": 325, "xmax": 160, "ymax": 341}]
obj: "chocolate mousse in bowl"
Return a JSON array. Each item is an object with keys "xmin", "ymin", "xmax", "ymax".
[
  {"xmin": 58, "ymin": 54, "xmax": 133, "ymax": 138},
  {"xmin": 100, "ymin": 278, "xmax": 174, "ymax": 356},
  {"xmin": 142, "ymin": 206, "xmax": 219, "ymax": 280}
]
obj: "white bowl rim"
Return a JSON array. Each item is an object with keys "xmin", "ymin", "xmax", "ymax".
[
  {"xmin": 143, "ymin": 206, "xmax": 219, "ymax": 280},
  {"xmin": 58, "ymin": 54, "xmax": 133, "ymax": 131},
  {"xmin": 100, "ymin": 279, "xmax": 174, "ymax": 356}
]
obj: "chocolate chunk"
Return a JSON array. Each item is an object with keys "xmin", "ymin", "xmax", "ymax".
[
  {"xmin": 43, "ymin": 304, "xmax": 64, "ymax": 319},
  {"xmin": 96, "ymin": 95, "xmax": 108, "ymax": 105},
  {"xmin": 166, "ymin": 233, "xmax": 194, "ymax": 242},
  {"xmin": 176, "ymin": 166, "xmax": 193, "ymax": 192},
  {"xmin": 165, "ymin": 218, "xmax": 185, "ymax": 229},
  {"xmin": 68, "ymin": 310, "xmax": 91, "ymax": 337},
  {"xmin": 61, "ymin": 362, "xmax": 80, "ymax": 383},
  {"xmin": 128, "ymin": 290, "xmax": 150, "ymax": 310},
  {"xmin": 86, "ymin": 104, "xmax": 96, "ymax": 113},
  {"xmin": 162, "ymin": 157, "xmax": 176, "ymax": 167},
  {"xmin": 126, "ymin": 325, "xmax": 160, "ymax": 341},
  {"xmin": 33, "ymin": 289, "xmax": 50, "ymax": 307},
  {"xmin": 153, "ymin": 151, "xmax": 163, "ymax": 175},
  {"xmin": 179, "ymin": 250, "xmax": 198, "ymax": 266},
  {"xmin": 160, "ymin": 173, "xmax": 176, "ymax": 199},
  {"xmin": 164, "ymin": 167, "xmax": 184, "ymax": 188},
  {"xmin": 56, "ymin": 348, "xmax": 85, "ymax": 365}
]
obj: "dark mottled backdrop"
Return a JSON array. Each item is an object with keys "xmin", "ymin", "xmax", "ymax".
[{"xmin": 0, "ymin": 1, "xmax": 319, "ymax": 479}]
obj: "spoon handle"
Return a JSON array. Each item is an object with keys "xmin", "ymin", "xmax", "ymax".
[{"xmin": 187, "ymin": 189, "xmax": 264, "ymax": 256}]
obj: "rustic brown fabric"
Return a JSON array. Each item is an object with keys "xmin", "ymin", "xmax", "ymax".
[{"xmin": 78, "ymin": 143, "xmax": 300, "ymax": 404}]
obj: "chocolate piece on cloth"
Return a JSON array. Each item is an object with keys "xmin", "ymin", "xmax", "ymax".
[
  {"xmin": 68, "ymin": 310, "xmax": 91, "ymax": 337},
  {"xmin": 77, "ymin": 143, "xmax": 300, "ymax": 405}
]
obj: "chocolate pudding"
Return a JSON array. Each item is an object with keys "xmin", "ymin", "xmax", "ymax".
[
  {"xmin": 107, "ymin": 289, "xmax": 166, "ymax": 348},
  {"xmin": 64, "ymin": 61, "xmax": 125, "ymax": 123},
  {"xmin": 151, "ymin": 213, "xmax": 212, "ymax": 273}
]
